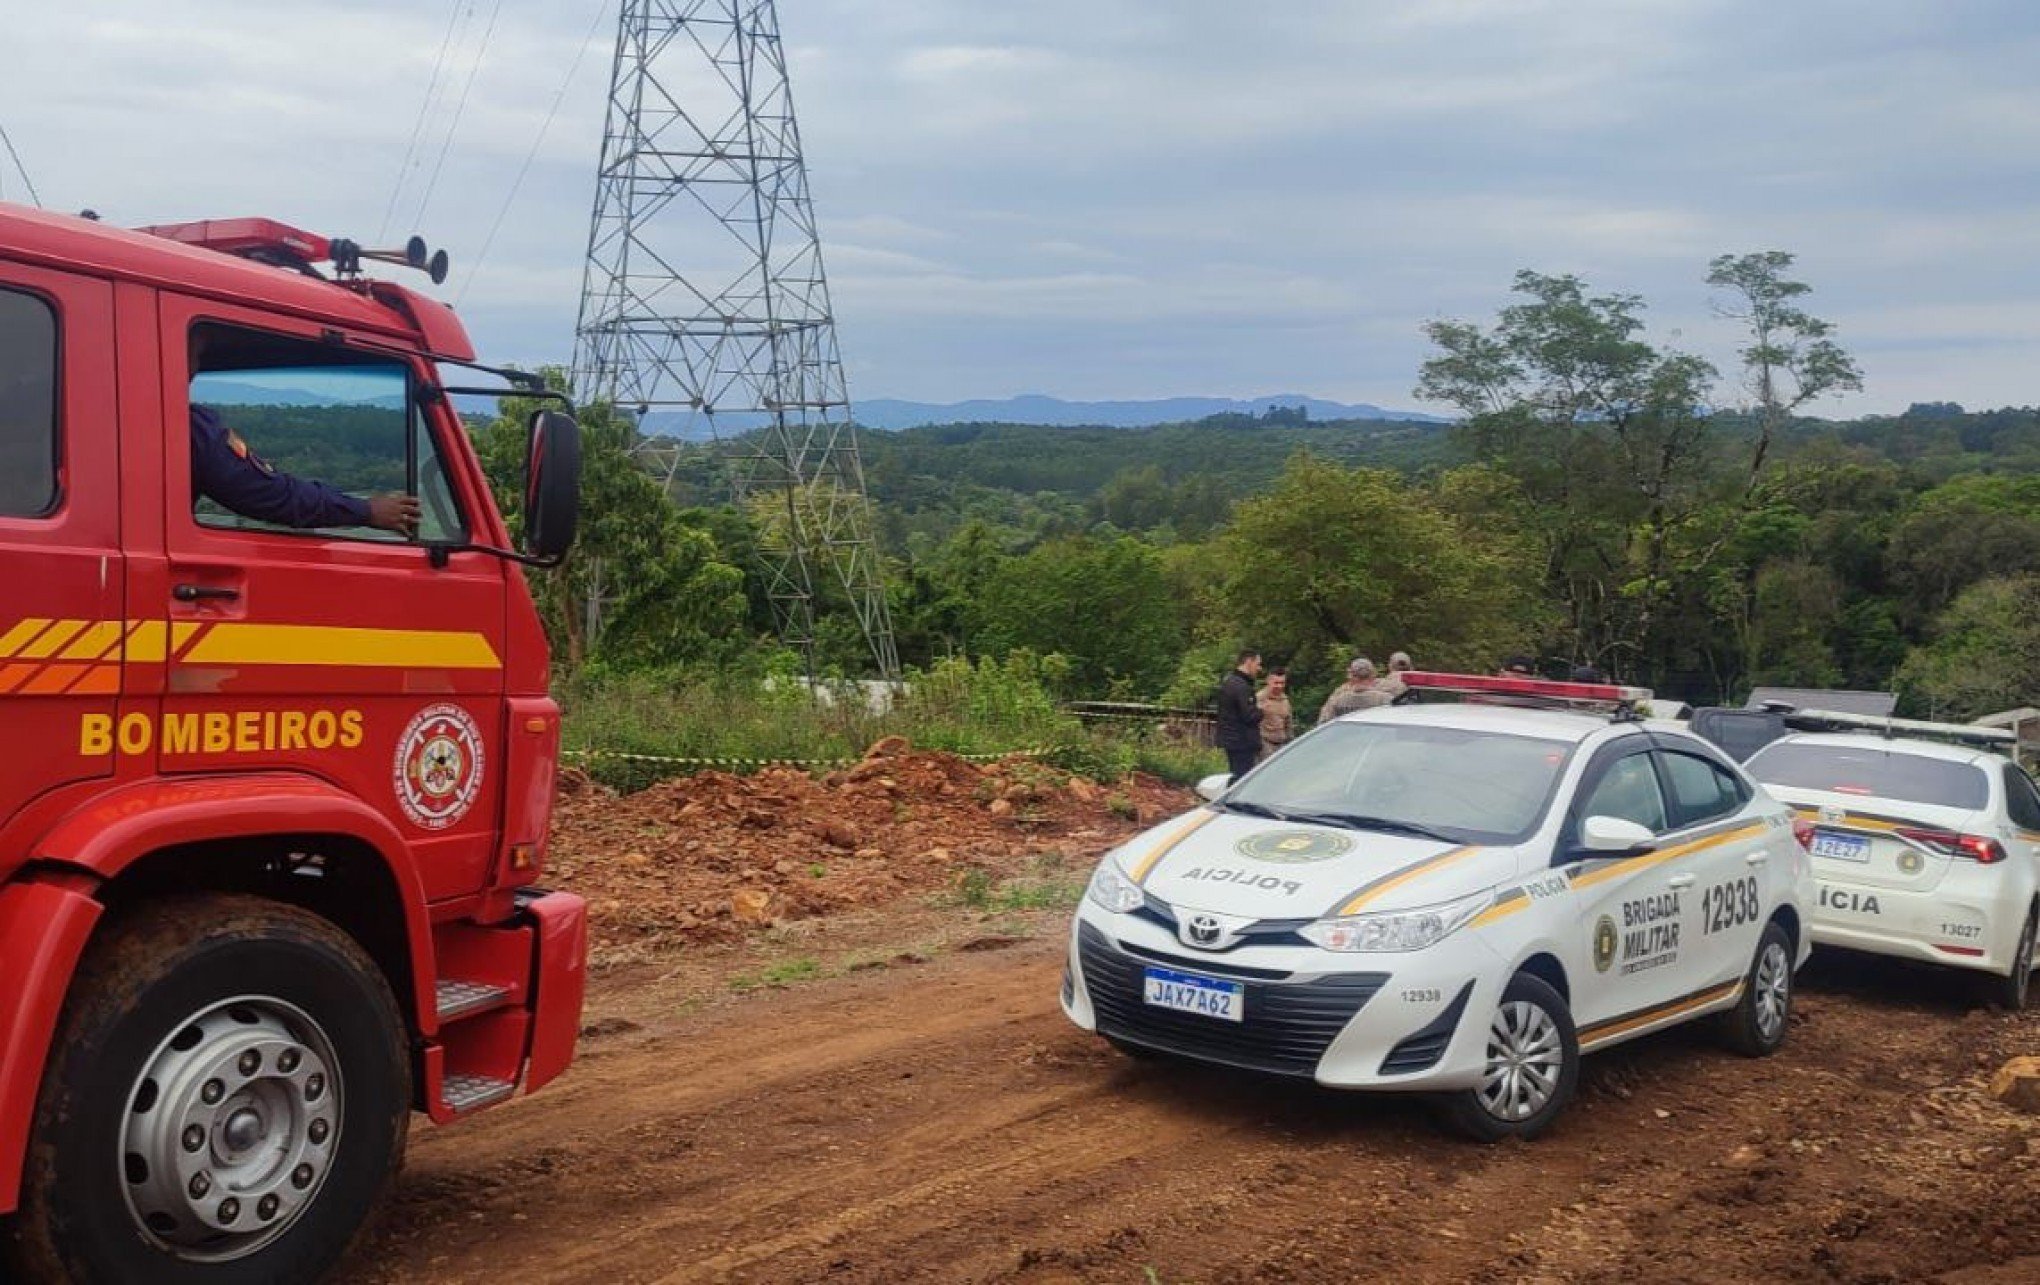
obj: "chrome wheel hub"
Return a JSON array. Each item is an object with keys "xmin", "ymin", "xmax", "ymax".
[
  {"xmin": 1477, "ymin": 1000, "xmax": 1563, "ymax": 1122},
  {"xmin": 1754, "ymin": 941, "xmax": 1790, "ymax": 1042},
  {"xmin": 120, "ymin": 997, "xmax": 341, "ymax": 1262}
]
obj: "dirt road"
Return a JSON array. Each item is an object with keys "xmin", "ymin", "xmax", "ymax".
[{"xmin": 349, "ymin": 922, "xmax": 2040, "ymax": 1285}]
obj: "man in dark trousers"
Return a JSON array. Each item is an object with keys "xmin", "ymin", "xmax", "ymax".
[{"xmin": 1216, "ymin": 648, "xmax": 1264, "ymax": 783}]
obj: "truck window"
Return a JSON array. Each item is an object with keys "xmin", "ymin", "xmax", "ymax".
[
  {"xmin": 0, "ymin": 287, "xmax": 58, "ymax": 517},
  {"xmin": 188, "ymin": 324, "xmax": 467, "ymax": 543}
]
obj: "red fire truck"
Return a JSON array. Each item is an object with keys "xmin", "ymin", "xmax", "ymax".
[{"xmin": 0, "ymin": 203, "xmax": 587, "ymax": 1283}]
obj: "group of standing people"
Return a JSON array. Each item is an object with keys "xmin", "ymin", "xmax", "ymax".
[{"xmin": 1213, "ymin": 648, "xmax": 1415, "ymax": 783}]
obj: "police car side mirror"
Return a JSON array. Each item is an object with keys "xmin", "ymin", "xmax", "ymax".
[
  {"xmin": 523, "ymin": 410, "xmax": 581, "ymax": 562},
  {"xmin": 1581, "ymin": 815, "xmax": 1657, "ymax": 855},
  {"xmin": 1194, "ymin": 773, "xmax": 1230, "ymax": 803}
]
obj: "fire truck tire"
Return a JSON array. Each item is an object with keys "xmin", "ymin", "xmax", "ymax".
[{"xmin": 1, "ymin": 894, "xmax": 410, "ymax": 1285}]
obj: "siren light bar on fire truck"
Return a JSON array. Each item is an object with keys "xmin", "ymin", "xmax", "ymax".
[
  {"xmin": 1396, "ymin": 671, "xmax": 1654, "ymax": 715},
  {"xmin": 136, "ymin": 217, "xmax": 452, "ymax": 285},
  {"xmin": 1781, "ymin": 707, "xmax": 2017, "ymax": 749}
]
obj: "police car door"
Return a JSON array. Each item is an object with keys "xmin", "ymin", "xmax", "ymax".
[
  {"xmin": 1561, "ymin": 745, "xmax": 1700, "ymax": 1038},
  {"xmin": 1651, "ymin": 743, "xmax": 1771, "ymax": 991}
]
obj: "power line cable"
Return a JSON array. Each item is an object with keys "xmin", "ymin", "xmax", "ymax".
[
  {"xmin": 408, "ymin": 0, "xmax": 506, "ymax": 234},
  {"xmin": 455, "ymin": 0, "xmax": 611, "ymax": 306},
  {"xmin": 0, "ymin": 120, "xmax": 42, "ymax": 208},
  {"xmin": 380, "ymin": 0, "xmax": 471, "ymax": 242}
]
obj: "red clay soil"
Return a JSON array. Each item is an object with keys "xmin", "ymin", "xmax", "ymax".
[
  {"xmin": 340, "ymin": 748, "xmax": 2040, "ymax": 1284},
  {"xmin": 549, "ymin": 740, "xmax": 1184, "ymax": 965}
]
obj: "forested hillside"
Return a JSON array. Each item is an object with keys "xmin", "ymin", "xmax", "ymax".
[{"xmin": 467, "ymin": 254, "xmax": 2040, "ymax": 724}]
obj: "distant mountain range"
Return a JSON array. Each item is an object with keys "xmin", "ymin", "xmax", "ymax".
[
  {"xmin": 635, "ymin": 393, "xmax": 1446, "ymax": 440},
  {"xmin": 851, "ymin": 394, "xmax": 1447, "ymax": 430}
]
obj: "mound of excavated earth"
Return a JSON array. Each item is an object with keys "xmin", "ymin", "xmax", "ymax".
[{"xmin": 548, "ymin": 740, "xmax": 1189, "ymax": 964}]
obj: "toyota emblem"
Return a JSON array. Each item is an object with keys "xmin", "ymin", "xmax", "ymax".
[{"xmin": 1187, "ymin": 914, "xmax": 1222, "ymax": 946}]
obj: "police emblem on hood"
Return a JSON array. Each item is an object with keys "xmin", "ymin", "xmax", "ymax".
[{"xmin": 1235, "ymin": 829, "xmax": 1353, "ymax": 863}]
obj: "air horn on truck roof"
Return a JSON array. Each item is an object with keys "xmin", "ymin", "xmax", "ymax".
[{"xmin": 135, "ymin": 217, "xmax": 450, "ymax": 285}]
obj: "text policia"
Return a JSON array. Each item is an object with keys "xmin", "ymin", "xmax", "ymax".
[{"xmin": 79, "ymin": 707, "xmax": 366, "ymax": 757}]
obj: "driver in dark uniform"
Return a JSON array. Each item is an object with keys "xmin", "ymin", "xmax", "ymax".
[
  {"xmin": 187, "ymin": 330, "xmax": 419, "ymax": 535},
  {"xmin": 190, "ymin": 404, "xmax": 419, "ymax": 534}
]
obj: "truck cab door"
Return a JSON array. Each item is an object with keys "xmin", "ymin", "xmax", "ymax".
[
  {"xmin": 157, "ymin": 298, "xmax": 509, "ymax": 902},
  {"xmin": 0, "ymin": 263, "xmax": 121, "ymax": 836}
]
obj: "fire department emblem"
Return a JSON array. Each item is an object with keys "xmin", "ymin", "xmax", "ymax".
[{"xmin": 394, "ymin": 703, "xmax": 485, "ymax": 830}]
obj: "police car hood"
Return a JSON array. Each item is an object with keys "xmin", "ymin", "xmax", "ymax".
[{"xmin": 1125, "ymin": 809, "xmax": 1509, "ymax": 921}]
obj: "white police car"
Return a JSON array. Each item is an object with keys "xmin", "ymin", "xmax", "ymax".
[
  {"xmin": 1062, "ymin": 673, "xmax": 1814, "ymax": 1140},
  {"xmin": 1743, "ymin": 713, "xmax": 2040, "ymax": 1008}
]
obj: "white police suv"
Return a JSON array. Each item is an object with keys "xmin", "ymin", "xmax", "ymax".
[
  {"xmin": 1744, "ymin": 713, "xmax": 2040, "ymax": 1008},
  {"xmin": 1062, "ymin": 673, "xmax": 1814, "ymax": 1140}
]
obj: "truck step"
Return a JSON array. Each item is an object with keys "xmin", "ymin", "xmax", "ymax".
[
  {"xmin": 442, "ymin": 1074, "xmax": 517, "ymax": 1114},
  {"xmin": 436, "ymin": 979, "xmax": 514, "ymax": 1023}
]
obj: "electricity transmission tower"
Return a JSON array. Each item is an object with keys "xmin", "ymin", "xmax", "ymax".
[{"xmin": 572, "ymin": 0, "xmax": 899, "ymax": 680}]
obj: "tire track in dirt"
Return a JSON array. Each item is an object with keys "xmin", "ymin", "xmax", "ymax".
[{"xmin": 349, "ymin": 939, "xmax": 2040, "ymax": 1285}]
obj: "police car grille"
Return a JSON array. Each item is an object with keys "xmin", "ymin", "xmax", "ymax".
[{"xmin": 1078, "ymin": 922, "xmax": 1385, "ymax": 1077}]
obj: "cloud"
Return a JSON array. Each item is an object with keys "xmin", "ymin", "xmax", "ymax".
[{"xmin": 5, "ymin": 0, "xmax": 2038, "ymax": 413}]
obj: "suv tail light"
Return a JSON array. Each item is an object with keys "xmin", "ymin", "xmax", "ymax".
[
  {"xmin": 1895, "ymin": 827, "xmax": 2007, "ymax": 864},
  {"xmin": 1790, "ymin": 817, "xmax": 1816, "ymax": 851}
]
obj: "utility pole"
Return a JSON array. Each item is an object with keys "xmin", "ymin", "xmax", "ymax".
[{"xmin": 572, "ymin": 0, "xmax": 899, "ymax": 681}]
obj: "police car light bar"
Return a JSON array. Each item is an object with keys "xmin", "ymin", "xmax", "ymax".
[
  {"xmin": 1398, "ymin": 671, "xmax": 1654, "ymax": 709},
  {"xmin": 1783, "ymin": 707, "xmax": 2017, "ymax": 748}
]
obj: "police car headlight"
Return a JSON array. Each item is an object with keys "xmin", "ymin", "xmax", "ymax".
[
  {"xmin": 1299, "ymin": 890, "xmax": 1492, "ymax": 953},
  {"xmin": 1087, "ymin": 860, "xmax": 1146, "ymax": 914}
]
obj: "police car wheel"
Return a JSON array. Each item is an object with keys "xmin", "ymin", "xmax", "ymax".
[
  {"xmin": 1988, "ymin": 906, "xmax": 2037, "ymax": 1012},
  {"xmin": 1439, "ymin": 973, "xmax": 1578, "ymax": 1143},
  {"xmin": 1, "ymin": 895, "xmax": 410, "ymax": 1285},
  {"xmin": 1720, "ymin": 921, "xmax": 1794, "ymax": 1057}
]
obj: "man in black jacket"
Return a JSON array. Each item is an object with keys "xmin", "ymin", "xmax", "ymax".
[{"xmin": 1215, "ymin": 648, "xmax": 1264, "ymax": 783}]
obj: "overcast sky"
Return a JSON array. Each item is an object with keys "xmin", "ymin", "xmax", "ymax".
[{"xmin": 5, "ymin": 0, "xmax": 2036, "ymax": 416}]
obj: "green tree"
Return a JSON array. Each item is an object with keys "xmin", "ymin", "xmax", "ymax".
[
  {"xmin": 471, "ymin": 374, "xmax": 747, "ymax": 670},
  {"xmin": 1896, "ymin": 576, "xmax": 2040, "ymax": 720},
  {"xmin": 971, "ymin": 534, "xmax": 1184, "ymax": 696},
  {"xmin": 1213, "ymin": 454, "xmax": 1545, "ymax": 680},
  {"xmin": 1706, "ymin": 250, "xmax": 1864, "ymax": 487},
  {"xmin": 1415, "ymin": 270, "xmax": 1722, "ymax": 674}
]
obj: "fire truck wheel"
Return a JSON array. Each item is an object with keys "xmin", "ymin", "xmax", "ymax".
[{"xmin": 2, "ymin": 895, "xmax": 410, "ymax": 1285}]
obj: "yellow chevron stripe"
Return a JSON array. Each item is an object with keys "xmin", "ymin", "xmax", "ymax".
[
  {"xmin": 57, "ymin": 621, "xmax": 124, "ymax": 662},
  {"xmin": 18, "ymin": 619, "xmax": 86, "ymax": 660},
  {"xmin": 1336, "ymin": 845, "xmax": 1481, "ymax": 916},
  {"xmin": 124, "ymin": 621, "xmax": 166, "ymax": 663},
  {"xmin": 179, "ymin": 624, "xmax": 501, "ymax": 670},
  {"xmin": 0, "ymin": 618, "xmax": 52, "ymax": 659},
  {"xmin": 1129, "ymin": 809, "xmax": 1221, "ymax": 884},
  {"xmin": 1568, "ymin": 822, "xmax": 1767, "ymax": 892}
]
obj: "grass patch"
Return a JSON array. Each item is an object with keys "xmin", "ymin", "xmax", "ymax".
[
  {"xmin": 951, "ymin": 868, "xmax": 1083, "ymax": 913},
  {"xmin": 730, "ymin": 956, "xmax": 824, "ymax": 992}
]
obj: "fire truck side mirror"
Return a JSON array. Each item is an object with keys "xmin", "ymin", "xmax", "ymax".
[{"xmin": 523, "ymin": 409, "xmax": 582, "ymax": 561}]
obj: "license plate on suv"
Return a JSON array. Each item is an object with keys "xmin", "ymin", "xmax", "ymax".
[
  {"xmin": 1811, "ymin": 830, "xmax": 1870, "ymax": 863},
  {"xmin": 1142, "ymin": 966, "xmax": 1244, "ymax": 1022}
]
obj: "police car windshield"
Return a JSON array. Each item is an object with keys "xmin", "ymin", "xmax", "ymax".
[
  {"xmin": 1746, "ymin": 743, "xmax": 1990, "ymax": 811},
  {"xmin": 1230, "ymin": 722, "xmax": 1575, "ymax": 845}
]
